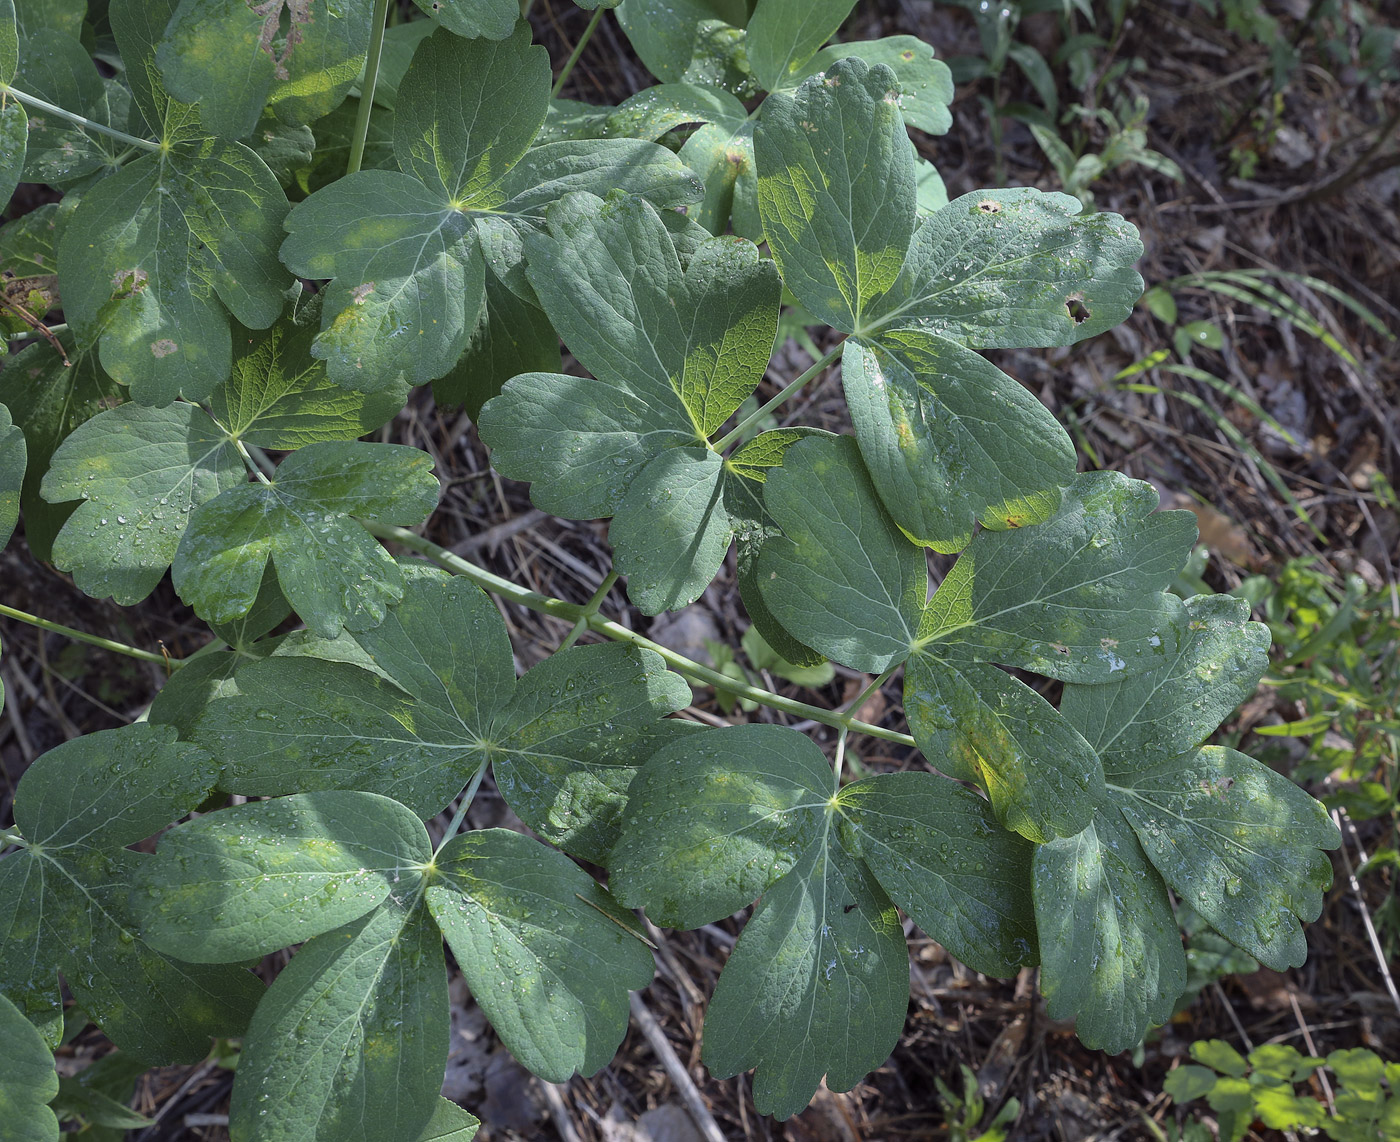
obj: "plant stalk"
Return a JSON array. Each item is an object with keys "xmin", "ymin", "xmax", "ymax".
[
  {"xmin": 0, "ymin": 85, "xmax": 160, "ymax": 152},
  {"xmin": 436, "ymin": 761, "xmax": 490, "ymax": 853},
  {"xmin": 362, "ymin": 522, "xmax": 917, "ymax": 748},
  {"xmin": 0, "ymin": 602, "xmax": 178, "ymax": 669},
  {"xmin": 712, "ymin": 345, "xmax": 843, "ymax": 452},
  {"xmin": 559, "ymin": 570, "xmax": 618, "ymax": 651},
  {"xmin": 551, "ymin": 5, "xmax": 607, "ymax": 99},
  {"xmin": 346, "ymin": 0, "xmax": 393, "ymax": 177}
]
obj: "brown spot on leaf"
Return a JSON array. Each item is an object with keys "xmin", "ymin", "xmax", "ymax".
[
  {"xmin": 151, "ymin": 339, "xmax": 178, "ymax": 358},
  {"xmin": 111, "ymin": 268, "xmax": 148, "ymax": 298},
  {"xmin": 977, "ymin": 199, "xmax": 1001, "ymax": 214},
  {"xmin": 901, "ymin": 50, "xmax": 916, "ymax": 61},
  {"xmin": 251, "ymin": 0, "xmax": 311, "ymax": 82},
  {"xmin": 1066, "ymin": 292, "xmax": 1091, "ymax": 324},
  {"xmin": 351, "ymin": 282, "xmax": 375, "ymax": 304}
]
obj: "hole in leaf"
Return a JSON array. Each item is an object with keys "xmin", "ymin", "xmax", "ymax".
[{"xmin": 1066, "ymin": 293, "xmax": 1091, "ymax": 324}]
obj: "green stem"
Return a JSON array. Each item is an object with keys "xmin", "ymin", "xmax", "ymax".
[
  {"xmin": 1, "ymin": 85, "xmax": 160, "ymax": 153},
  {"xmin": 1, "ymin": 828, "xmax": 24, "ymax": 848},
  {"xmin": 0, "ymin": 602, "xmax": 177, "ymax": 669},
  {"xmin": 233, "ymin": 438, "xmax": 274, "ymax": 486},
  {"xmin": 834, "ymin": 667, "xmax": 896, "ymax": 783},
  {"xmin": 551, "ymin": 5, "xmax": 606, "ymax": 99},
  {"xmin": 435, "ymin": 761, "xmax": 490, "ymax": 853},
  {"xmin": 7, "ymin": 324, "xmax": 67, "ymax": 341},
  {"xmin": 559, "ymin": 570, "xmax": 618, "ymax": 651},
  {"xmin": 347, "ymin": 0, "xmax": 393, "ymax": 177},
  {"xmin": 362, "ymin": 522, "xmax": 917, "ymax": 748},
  {"xmin": 712, "ymin": 346, "xmax": 843, "ymax": 453}
]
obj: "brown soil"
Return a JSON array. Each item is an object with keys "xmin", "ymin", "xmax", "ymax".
[{"xmin": 2, "ymin": 1, "xmax": 1396, "ymax": 1140}]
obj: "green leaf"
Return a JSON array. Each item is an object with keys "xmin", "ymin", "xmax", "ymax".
[
  {"xmin": 1113, "ymin": 746, "xmax": 1339, "ymax": 969},
  {"xmin": 41, "ymin": 402, "xmax": 245, "ymax": 605},
  {"xmin": 914, "ymin": 157, "xmax": 948, "ymax": 212},
  {"xmin": 0, "ymin": 400, "xmax": 23, "ymax": 549},
  {"xmin": 612, "ymin": 723, "xmax": 835, "ymax": 929},
  {"xmin": 606, "ymin": 81, "xmax": 747, "ymax": 142},
  {"xmin": 0, "ymin": 336, "xmax": 124, "ymax": 562},
  {"xmin": 1032, "ymin": 810, "xmax": 1186, "ymax": 1053},
  {"xmin": 0, "ymin": 201, "xmax": 58, "ymax": 279},
  {"xmin": 11, "ymin": 0, "xmax": 83, "ymax": 41},
  {"xmin": 0, "ymin": 991, "xmax": 59, "ymax": 1142},
  {"xmin": 16, "ymin": 29, "xmax": 118, "ymax": 186},
  {"xmin": 1061, "ymin": 594, "xmax": 1271, "ymax": 772},
  {"xmin": 1163, "ymin": 1064, "xmax": 1218, "ymax": 1103},
  {"xmin": 902, "ymin": 654, "xmax": 1102, "ymax": 842},
  {"xmin": 862, "ymin": 189, "xmax": 1144, "ymax": 346},
  {"xmin": 157, "ymin": 0, "xmax": 372, "ymax": 140},
  {"xmin": 208, "ymin": 319, "xmax": 406, "ymax": 449},
  {"xmin": 57, "ymin": 139, "xmax": 290, "ymax": 404},
  {"xmin": 790, "ymin": 36, "xmax": 954, "ymax": 135},
  {"xmin": 227, "ymin": 897, "xmax": 446, "ymax": 1142},
  {"xmin": 842, "ymin": 329, "xmax": 1076, "ymax": 551},
  {"xmin": 414, "ymin": 1099, "xmax": 480, "ymax": 1142},
  {"xmin": 412, "ymin": 0, "xmax": 517, "ymax": 40},
  {"xmin": 0, "ymin": 0, "xmax": 17, "ymax": 82},
  {"xmin": 0, "ymin": 724, "xmax": 263, "ymax": 1061},
  {"xmin": 755, "ymin": 434, "xmax": 925, "ymax": 673},
  {"xmin": 132, "ymin": 791, "xmax": 432, "ymax": 963},
  {"xmin": 755, "ymin": 57, "xmax": 914, "ymax": 333},
  {"xmin": 249, "ymin": 112, "xmax": 316, "ymax": 186},
  {"xmin": 745, "ymin": 0, "xmax": 857, "ymax": 92},
  {"xmin": 703, "ymin": 827, "xmax": 906, "ymax": 1120},
  {"xmin": 1192, "ymin": 1039, "xmax": 1249, "ymax": 1077},
  {"xmin": 918, "ymin": 471, "xmax": 1195, "ymax": 683},
  {"xmin": 432, "ymin": 274, "xmax": 559, "ymax": 422},
  {"xmin": 51, "ymin": 1076, "xmax": 152, "ymax": 1129},
  {"xmin": 109, "ymin": 0, "xmax": 183, "ymax": 136},
  {"xmin": 614, "ymin": 0, "xmax": 747, "ymax": 83},
  {"xmin": 199, "ymin": 576, "xmax": 690, "ymax": 834},
  {"xmin": 0, "ymin": 98, "xmax": 24, "ymax": 204},
  {"xmin": 426, "ymin": 828, "xmax": 654, "ymax": 1081},
  {"xmin": 172, "ymin": 440, "xmax": 440, "ymax": 637},
  {"xmin": 835, "ymin": 771, "xmax": 1036, "ymax": 976}
]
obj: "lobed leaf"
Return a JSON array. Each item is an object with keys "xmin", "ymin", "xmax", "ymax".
[
  {"xmin": 788, "ymin": 35, "xmax": 954, "ymax": 135},
  {"xmin": 614, "ymin": 0, "xmax": 749, "ymax": 83},
  {"xmin": 172, "ymin": 440, "xmax": 440, "ymax": 638},
  {"xmin": 227, "ymin": 897, "xmax": 447, "ymax": 1142},
  {"xmin": 755, "ymin": 57, "xmax": 914, "ymax": 334},
  {"xmin": 41, "ymin": 402, "xmax": 245, "ymax": 605},
  {"xmin": 745, "ymin": 0, "xmax": 858, "ymax": 93},
  {"xmin": 132, "ymin": 791, "xmax": 432, "ymax": 963},
  {"xmin": 427, "ymin": 829, "xmax": 654, "ymax": 1081},
  {"xmin": 0, "ymin": 725, "xmax": 263, "ymax": 1061},
  {"xmin": 1033, "ymin": 811, "xmax": 1186, "ymax": 1054},
  {"xmin": 16, "ymin": 29, "xmax": 119, "ymax": 186}
]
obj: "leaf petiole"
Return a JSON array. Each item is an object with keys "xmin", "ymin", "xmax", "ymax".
[
  {"xmin": 0, "ymin": 602, "xmax": 178, "ymax": 669},
  {"xmin": 558, "ymin": 570, "xmax": 619, "ymax": 651},
  {"xmin": 712, "ymin": 345, "xmax": 843, "ymax": 453},
  {"xmin": 232, "ymin": 438, "xmax": 274, "ymax": 486},
  {"xmin": 551, "ymin": 5, "xmax": 607, "ymax": 99},
  {"xmin": 0, "ymin": 84, "xmax": 160, "ymax": 153},
  {"xmin": 435, "ymin": 760, "xmax": 490, "ymax": 854},
  {"xmin": 346, "ymin": 0, "xmax": 393, "ymax": 177}
]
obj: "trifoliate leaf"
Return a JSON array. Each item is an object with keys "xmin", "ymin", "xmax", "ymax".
[
  {"xmin": 172, "ymin": 440, "xmax": 440, "ymax": 638},
  {"xmin": 755, "ymin": 434, "xmax": 926, "ymax": 673},
  {"xmin": 0, "ymin": 401, "xmax": 22, "ymax": 548},
  {"xmin": 413, "ymin": 0, "xmax": 517, "ymax": 40},
  {"xmin": 0, "ymin": 336, "xmax": 124, "ymax": 561},
  {"xmin": 132, "ymin": 791, "xmax": 432, "ymax": 963},
  {"xmin": 426, "ymin": 828, "xmax": 655, "ymax": 1081},
  {"xmin": 57, "ymin": 136, "xmax": 290, "ymax": 404},
  {"xmin": 918, "ymin": 471, "xmax": 1195, "ymax": 683},
  {"xmin": 842, "ymin": 329, "xmax": 1076, "ymax": 551},
  {"xmin": 156, "ymin": 0, "xmax": 372, "ymax": 140},
  {"xmin": 227, "ymin": 897, "xmax": 446, "ymax": 1142},
  {"xmin": 41, "ymin": 402, "xmax": 246, "ymax": 605},
  {"xmin": 1061, "ymin": 594, "xmax": 1271, "ymax": 772},
  {"xmin": 612, "ymin": 723, "xmax": 907, "ymax": 1119},
  {"xmin": 789, "ymin": 36, "xmax": 953, "ymax": 135},
  {"xmin": 744, "ymin": 0, "xmax": 857, "ymax": 93},
  {"xmin": 0, "ymin": 992, "xmax": 59, "ymax": 1142},
  {"xmin": 836, "ymin": 772, "xmax": 1036, "ymax": 977},
  {"xmin": 432, "ymin": 274, "xmax": 559, "ymax": 422},
  {"xmin": 1032, "ymin": 810, "xmax": 1186, "ymax": 1054},
  {"xmin": 755, "ymin": 56, "xmax": 913, "ymax": 335},
  {"xmin": 862, "ymin": 188, "xmax": 1144, "ymax": 346},
  {"xmin": 199, "ymin": 576, "xmax": 691, "ymax": 835},
  {"xmin": 702, "ymin": 827, "xmax": 906, "ymax": 1120},
  {"xmin": 903, "ymin": 654, "xmax": 1102, "ymax": 843},
  {"xmin": 17, "ymin": 29, "xmax": 119, "ymax": 186},
  {"xmin": 0, "ymin": 725, "xmax": 263, "ymax": 1061},
  {"xmin": 208, "ymin": 319, "xmax": 406, "ymax": 449},
  {"xmin": 1113, "ymin": 746, "xmax": 1339, "ymax": 969}
]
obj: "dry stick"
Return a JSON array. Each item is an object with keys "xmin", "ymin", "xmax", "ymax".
[
  {"xmin": 1331, "ymin": 808, "xmax": 1400, "ymax": 1016},
  {"xmin": 541, "ymin": 1082, "xmax": 586, "ymax": 1142},
  {"xmin": 1287, "ymin": 990, "xmax": 1335, "ymax": 1114},
  {"xmin": 628, "ymin": 991, "xmax": 727, "ymax": 1142}
]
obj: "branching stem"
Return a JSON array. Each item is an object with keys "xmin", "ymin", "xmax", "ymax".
[
  {"xmin": 0, "ymin": 602, "xmax": 177, "ymax": 669},
  {"xmin": 362, "ymin": 522, "xmax": 917, "ymax": 747},
  {"xmin": 1, "ymin": 85, "xmax": 160, "ymax": 153},
  {"xmin": 559, "ymin": 570, "xmax": 618, "ymax": 651},
  {"xmin": 551, "ymin": 5, "xmax": 606, "ymax": 99},
  {"xmin": 346, "ymin": 0, "xmax": 393, "ymax": 177},
  {"xmin": 712, "ymin": 345, "xmax": 843, "ymax": 452}
]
